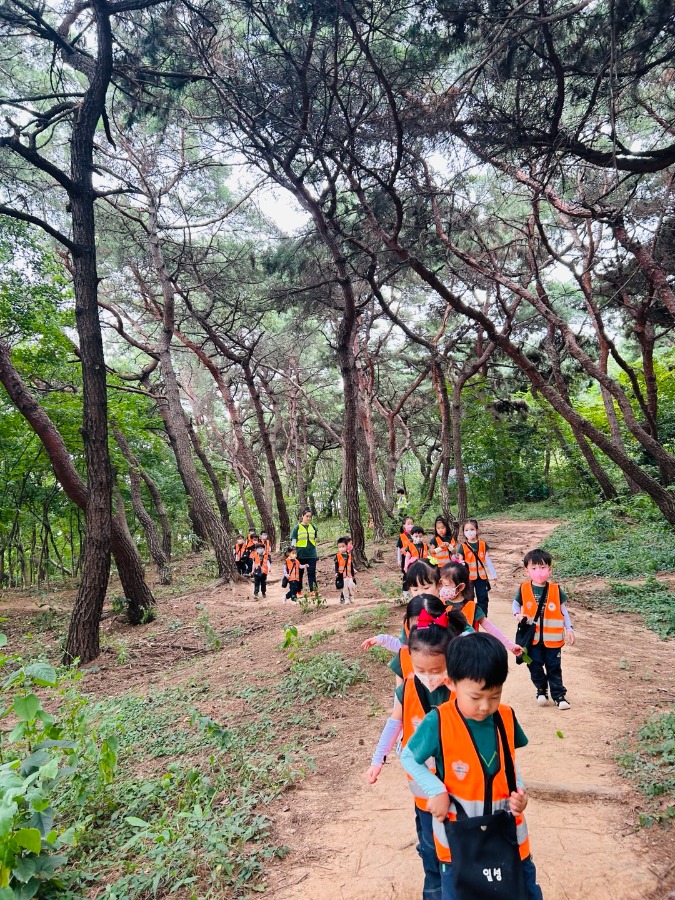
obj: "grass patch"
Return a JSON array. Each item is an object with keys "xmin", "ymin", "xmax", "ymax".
[
  {"xmin": 598, "ymin": 577, "xmax": 675, "ymax": 639},
  {"xmin": 345, "ymin": 603, "xmax": 391, "ymax": 632},
  {"xmin": 543, "ymin": 496, "xmax": 675, "ymax": 577},
  {"xmin": 282, "ymin": 652, "xmax": 366, "ymax": 700},
  {"xmin": 618, "ymin": 712, "xmax": 675, "ymax": 826}
]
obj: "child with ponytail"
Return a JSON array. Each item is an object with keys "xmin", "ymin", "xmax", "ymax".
[
  {"xmin": 440, "ymin": 560, "xmax": 523, "ymax": 658},
  {"xmin": 367, "ymin": 595, "xmax": 467, "ymax": 900}
]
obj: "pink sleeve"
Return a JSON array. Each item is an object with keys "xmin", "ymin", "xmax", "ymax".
[{"xmin": 480, "ymin": 616, "xmax": 517, "ymax": 652}]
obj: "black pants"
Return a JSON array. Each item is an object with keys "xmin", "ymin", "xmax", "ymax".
[
  {"xmin": 473, "ymin": 577, "xmax": 490, "ymax": 616},
  {"xmin": 527, "ymin": 642, "xmax": 566, "ymax": 701},
  {"xmin": 298, "ymin": 557, "xmax": 317, "ymax": 592},
  {"xmin": 235, "ymin": 560, "xmax": 247, "ymax": 576},
  {"xmin": 286, "ymin": 580, "xmax": 301, "ymax": 601},
  {"xmin": 254, "ymin": 573, "xmax": 267, "ymax": 597}
]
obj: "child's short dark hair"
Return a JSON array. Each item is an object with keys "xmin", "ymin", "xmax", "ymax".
[
  {"xmin": 411, "ymin": 525, "xmax": 425, "ymax": 536},
  {"xmin": 236, "ymin": 534, "xmax": 245, "ymax": 540},
  {"xmin": 407, "ymin": 560, "xmax": 440, "ymax": 588},
  {"xmin": 284, "ymin": 546, "xmax": 296, "ymax": 557},
  {"xmin": 337, "ymin": 535, "xmax": 350, "ymax": 546},
  {"xmin": 446, "ymin": 632, "xmax": 508, "ymax": 689},
  {"xmin": 397, "ymin": 487, "xmax": 406, "ymax": 494},
  {"xmin": 523, "ymin": 548, "xmax": 552, "ymax": 567}
]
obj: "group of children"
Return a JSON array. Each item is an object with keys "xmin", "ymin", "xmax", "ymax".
[
  {"xmin": 234, "ymin": 529, "xmax": 272, "ymax": 598},
  {"xmin": 366, "ymin": 515, "xmax": 576, "ymax": 899}
]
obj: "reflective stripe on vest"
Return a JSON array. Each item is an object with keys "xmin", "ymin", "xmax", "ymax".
[
  {"xmin": 295, "ymin": 523, "xmax": 317, "ymax": 549},
  {"xmin": 234, "ymin": 545, "xmax": 245, "ymax": 561},
  {"xmin": 432, "ymin": 699, "xmax": 530, "ymax": 864},
  {"xmin": 252, "ymin": 551, "xmax": 270, "ymax": 575},
  {"xmin": 402, "ymin": 676, "xmax": 439, "ymax": 810},
  {"xmin": 406, "ymin": 543, "xmax": 428, "ymax": 568},
  {"xmin": 429, "ymin": 538, "xmax": 453, "ymax": 568},
  {"xmin": 521, "ymin": 581, "xmax": 565, "ymax": 647},
  {"xmin": 399, "ymin": 646, "xmax": 414, "ymax": 680},
  {"xmin": 461, "ymin": 541, "xmax": 487, "ymax": 581}
]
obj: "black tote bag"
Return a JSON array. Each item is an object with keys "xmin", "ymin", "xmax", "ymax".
[
  {"xmin": 443, "ymin": 713, "xmax": 527, "ymax": 899},
  {"xmin": 514, "ymin": 583, "xmax": 549, "ymax": 665}
]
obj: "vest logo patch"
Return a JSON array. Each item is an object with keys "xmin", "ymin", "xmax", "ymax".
[
  {"xmin": 412, "ymin": 716, "xmax": 423, "ymax": 731},
  {"xmin": 548, "ymin": 602, "xmax": 556, "ymax": 611},
  {"xmin": 451, "ymin": 759, "xmax": 470, "ymax": 780}
]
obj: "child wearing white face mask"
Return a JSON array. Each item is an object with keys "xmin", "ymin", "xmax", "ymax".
[
  {"xmin": 513, "ymin": 548, "xmax": 574, "ymax": 709},
  {"xmin": 457, "ymin": 519, "xmax": 497, "ymax": 617},
  {"xmin": 440, "ymin": 561, "xmax": 524, "ymax": 658},
  {"xmin": 366, "ymin": 595, "xmax": 468, "ymax": 900}
]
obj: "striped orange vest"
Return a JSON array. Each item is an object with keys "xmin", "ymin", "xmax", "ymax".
[
  {"xmin": 461, "ymin": 541, "xmax": 488, "ymax": 581},
  {"xmin": 429, "ymin": 538, "xmax": 453, "ymax": 568},
  {"xmin": 285, "ymin": 558, "xmax": 300, "ymax": 582},
  {"xmin": 251, "ymin": 550, "xmax": 270, "ymax": 575},
  {"xmin": 432, "ymin": 699, "xmax": 530, "ymax": 864},
  {"xmin": 402, "ymin": 676, "xmax": 447, "ymax": 810},
  {"xmin": 521, "ymin": 581, "xmax": 565, "ymax": 648},
  {"xmin": 399, "ymin": 646, "xmax": 414, "ymax": 680}
]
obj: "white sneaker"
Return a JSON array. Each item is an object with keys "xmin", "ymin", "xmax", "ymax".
[
  {"xmin": 555, "ymin": 698, "xmax": 571, "ymax": 710},
  {"xmin": 536, "ymin": 692, "xmax": 548, "ymax": 706}
]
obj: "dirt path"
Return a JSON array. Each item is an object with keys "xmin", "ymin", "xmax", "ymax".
[{"xmin": 264, "ymin": 518, "xmax": 675, "ymax": 900}]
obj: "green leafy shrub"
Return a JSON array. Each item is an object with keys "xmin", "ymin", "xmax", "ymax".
[
  {"xmin": 282, "ymin": 653, "xmax": 366, "ymax": 700},
  {"xmin": 345, "ymin": 603, "xmax": 391, "ymax": 632},
  {"xmin": 601, "ymin": 577, "xmax": 675, "ymax": 639},
  {"xmin": 618, "ymin": 712, "xmax": 675, "ymax": 826},
  {"xmin": 543, "ymin": 498, "xmax": 675, "ymax": 577}
]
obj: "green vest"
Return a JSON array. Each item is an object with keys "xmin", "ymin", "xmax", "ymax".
[{"xmin": 295, "ymin": 523, "xmax": 317, "ymax": 548}]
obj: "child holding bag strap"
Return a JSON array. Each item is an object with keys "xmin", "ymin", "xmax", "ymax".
[
  {"xmin": 513, "ymin": 548, "xmax": 575, "ymax": 709},
  {"xmin": 401, "ymin": 633, "xmax": 542, "ymax": 900}
]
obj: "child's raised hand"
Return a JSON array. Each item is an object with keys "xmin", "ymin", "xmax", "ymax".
[
  {"xmin": 361, "ymin": 636, "xmax": 379, "ymax": 650},
  {"xmin": 566, "ymin": 629, "xmax": 576, "ymax": 646},
  {"xmin": 366, "ymin": 764, "xmax": 382, "ymax": 784},
  {"xmin": 509, "ymin": 787, "xmax": 528, "ymax": 815},
  {"xmin": 426, "ymin": 791, "xmax": 451, "ymax": 822}
]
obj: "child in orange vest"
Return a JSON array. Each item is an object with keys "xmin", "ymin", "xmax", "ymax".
[
  {"xmin": 440, "ymin": 561, "xmax": 523, "ymax": 658},
  {"xmin": 361, "ymin": 561, "xmax": 440, "ymax": 664},
  {"xmin": 405, "ymin": 526, "xmax": 428, "ymax": 572},
  {"xmin": 282, "ymin": 547, "xmax": 305, "ymax": 602},
  {"xmin": 335, "ymin": 535, "xmax": 356, "ymax": 604},
  {"xmin": 234, "ymin": 534, "xmax": 247, "ymax": 576},
  {"xmin": 513, "ymin": 548, "xmax": 574, "ymax": 710},
  {"xmin": 397, "ymin": 516, "xmax": 415, "ymax": 596},
  {"xmin": 429, "ymin": 516, "xmax": 456, "ymax": 569},
  {"xmin": 402, "ymin": 633, "xmax": 543, "ymax": 900},
  {"xmin": 367, "ymin": 595, "xmax": 467, "ymax": 900},
  {"xmin": 456, "ymin": 519, "xmax": 497, "ymax": 616},
  {"xmin": 250, "ymin": 540, "xmax": 271, "ymax": 599}
]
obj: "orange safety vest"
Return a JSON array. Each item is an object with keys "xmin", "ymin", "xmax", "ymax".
[
  {"xmin": 335, "ymin": 551, "xmax": 354, "ymax": 577},
  {"xmin": 521, "ymin": 581, "xmax": 565, "ymax": 648},
  {"xmin": 261, "ymin": 538, "xmax": 272, "ymax": 556},
  {"xmin": 285, "ymin": 558, "xmax": 300, "ymax": 582},
  {"xmin": 446, "ymin": 598, "xmax": 480, "ymax": 631},
  {"xmin": 234, "ymin": 543, "xmax": 246, "ymax": 562},
  {"xmin": 461, "ymin": 540, "xmax": 488, "ymax": 582},
  {"xmin": 401, "ymin": 675, "xmax": 442, "ymax": 811},
  {"xmin": 406, "ymin": 542, "xmax": 428, "ymax": 569},
  {"xmin": 399, "ymin": 645, "xmax": 414, "ymax": 680},
  {"xmin": 399, "ymin": 530, "xmax": 415, "ymax": 556},
  {"xmin": 251, "ymin": 549, "xmax": 270, "ymax": 575},
  {"xmin": 432, "ymin": 699, "xmax": 531, "ymax": 864},
  {"xmin": 429, "ymin": 537, "xmax": 453, "ymax": 568}
]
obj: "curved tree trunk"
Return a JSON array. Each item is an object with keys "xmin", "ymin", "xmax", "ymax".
[
  {"xmin": 186, "ymin": 418, "xmax": 233, "ymax": 534},
  {"xmin": 431, "ymin": 359, "xmax": 453, "ymax": 521}
]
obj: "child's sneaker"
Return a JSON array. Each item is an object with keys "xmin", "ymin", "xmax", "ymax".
[
  {"xmin": 555, "ymin": 697, "xmax": 571, "ymax": 710},
  {"xmin": 536, "ymin": 691, "xmax": 549, "ymax": 706},
  {"xmin": 339, "ymin": 593, "xmax": 345, "ymax": 604}
]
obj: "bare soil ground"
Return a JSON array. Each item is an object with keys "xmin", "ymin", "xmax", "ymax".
[{"xmin": 1, "ymin": 517, "xmax": 674, "ymax": 900}]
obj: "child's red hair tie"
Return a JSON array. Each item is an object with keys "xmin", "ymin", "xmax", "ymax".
[{"xmin": 417, "ymin": 609, "xmax": 449, "ymax": 630}]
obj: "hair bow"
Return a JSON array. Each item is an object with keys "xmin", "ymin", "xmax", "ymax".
[{"xmin": 417, "ymin": 609, "xmax": 449, "ymax": 630}]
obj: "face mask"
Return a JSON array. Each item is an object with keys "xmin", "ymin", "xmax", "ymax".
[
  {"xmin": 464, "ymin": 530, "xmax": 477, "ymax": 541},
  {"xmin": 530, "ymin": 566, "xmax": 551, "ymax": 581},
  {"xmin": 404, "ymin": 523, "xmax": 413, "ymax": 533},
  {"xmin": 347, "ymin": 542, "xmax": 353, "ymax": 551},
  {"xmin": 261, "ymin": 534, "xmax": 267, "ymax": 540},
  {"xmin": 440, "ymin": 585, "xmax": 460, "ymax": 602},
  {"xmin": 413, "ymin": 536, "xmax": 422, "ymax": 544},
  {"xmin": 416, "ymin": 672, "xmax": 448, "ymax": 692}
]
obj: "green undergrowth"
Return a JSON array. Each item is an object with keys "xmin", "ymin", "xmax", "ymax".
[
  {"xmin": 543, "ymin": 495, "xmax": 675, "ymax": 577},
  {"xmin": 345, "ymin": 603, "xmax": 391, "ymax": 632},
  {"xmin": 603, "ymin": 577, "xmax": 675, "ymax": 639},
  {"xmin": 618, "ymin": 712, "xmax": 675, "ymax": 826},
  {"xmin": 0, "ymin": 631, "xmax": 367, "ymax": 899}
]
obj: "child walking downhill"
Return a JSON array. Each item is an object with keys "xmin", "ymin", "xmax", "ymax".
[
  {"xmin": 250, "ymin": 540, "xmax": 270, "ymax": 599},
  {"xmin": 402, "ymin": 633, "xmax": 543, "ymax": 900},
  {"xmin": 234, "ymin": 535, "xmax": 247, "ymax": 576},
  {"xmin": 429, "ymin": 517, "xmax": 456, "ymax": 570},
  {"xmin": 513, "ymin": 548, "xmax": 575, "ymax": 710},
  {"xmin": 282, "ymin": 547, "xmax": 305, "ymax": 602},
  {"xmin": 405, "ymin": 526, "xmax": 429, "ymax": 572},
  {"xmin": 457, "ymin": 519, "xmax": 497, "ymax": 616},
  {"xmin": 367, "ymin": 595, "xmax": 467, "ymax": 900},
  {"xmin": 335, "ymin": 535, "xmax": 356, "ymax": 604},
  {"xmin": 440, "ymin": 561, "xmax": 523, "ymax": 658},
  {"xmin": 397, "ymin": 516, "xmax": 415, "ymax": 597}
]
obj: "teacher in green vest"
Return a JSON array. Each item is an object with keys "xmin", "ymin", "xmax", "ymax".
[{"xmin": 290, "ymin": 507, "xmax": 318, "ymax": 593}]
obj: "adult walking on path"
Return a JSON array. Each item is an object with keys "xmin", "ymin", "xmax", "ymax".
[{"xmin": 290, "ymin": 507, "xmax": 318, "ymax": 593}]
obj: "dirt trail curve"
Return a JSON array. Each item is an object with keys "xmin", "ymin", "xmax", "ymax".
[{"xmin": 265, "ymin": 518, "xmax": 675, "ymax": 900}]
